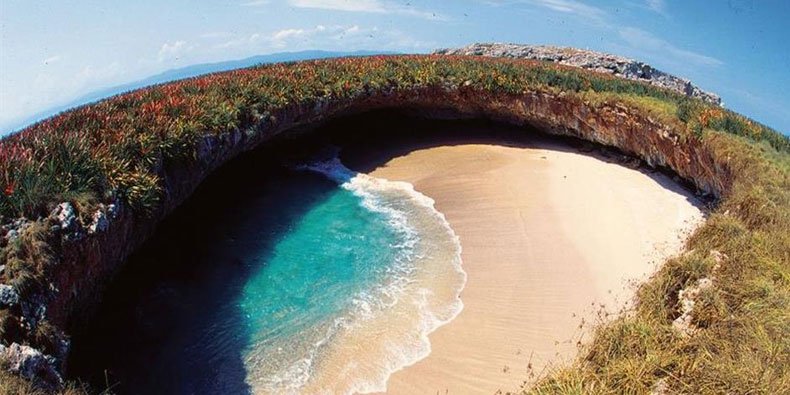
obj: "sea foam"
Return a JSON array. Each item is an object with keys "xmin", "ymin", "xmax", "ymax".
[{"xmin": 242, "ymin": 154, "xmax": 466, "ymax": 394}]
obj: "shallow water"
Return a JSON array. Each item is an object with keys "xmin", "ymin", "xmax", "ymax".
[{"xmin": 69, "ymin": 154, "xmax": 464, "ymax": 394}]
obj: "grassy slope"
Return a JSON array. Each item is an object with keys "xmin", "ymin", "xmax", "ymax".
[
  {"xmin": 530, "ymin": 132, "xmax": 790, "ymax": 394},
  {"xmin": 0, "ymin": 55, "xmax": 787, "ymax": 394}
]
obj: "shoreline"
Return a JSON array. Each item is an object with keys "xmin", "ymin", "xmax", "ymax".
[
  {"xmin": 281, "ymin": 158, "xmax": 467, "ymax": 394},
  {"xmin": 345, "ymin": 135, "xmax": 705, "ymax": 394}
]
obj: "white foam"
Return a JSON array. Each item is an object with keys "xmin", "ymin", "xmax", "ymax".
[{"xmin": 255, "ymin": 154, "xmax": 467, "ymax": 394}]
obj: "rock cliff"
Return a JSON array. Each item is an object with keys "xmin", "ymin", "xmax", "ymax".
[{"xmin": 435, "ymin": 43, "xmax": 722, "ymax": 106}]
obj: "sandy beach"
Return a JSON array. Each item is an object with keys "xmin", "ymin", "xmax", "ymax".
[{"xmin": 354, "ymin": 137, "xmax": 705, "ymax": 394}]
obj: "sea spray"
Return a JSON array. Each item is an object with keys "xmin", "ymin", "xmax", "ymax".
[{"xmin": 239, "ymin": 155, "xmax": 466, "ymax": 394}]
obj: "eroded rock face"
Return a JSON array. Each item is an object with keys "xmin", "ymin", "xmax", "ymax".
[{"xmin": 435, "ymin": 43, "xmax": 722, "ymax": 106}]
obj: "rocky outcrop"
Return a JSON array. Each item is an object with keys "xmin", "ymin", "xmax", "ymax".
[
  {"xmin": 672, "ymin": 250, "xmax": 727, "ymax": 336},
  {"xmin": 435, "ymin": 43, "xmax": 722, "ymax": 106},
  {"xmin": 0, "ymin": 74, "xmax": 735, "ymax": 390},
  {"xmin": 0, "ymin": 285, "xmax": 19, "ymax": 307},
  {"xmin": 0, "ymin": 343, "xmax": 62, "ymax": 389}
]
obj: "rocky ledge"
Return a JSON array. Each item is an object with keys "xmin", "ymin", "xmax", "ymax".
[{"xmin": 435, "ymin": 43, "xmax": 722, "ymax": 106}]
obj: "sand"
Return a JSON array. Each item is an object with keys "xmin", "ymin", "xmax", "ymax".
[{"xmin": 359, "ymin": 138, "xmax": 705, "ymax": 394}]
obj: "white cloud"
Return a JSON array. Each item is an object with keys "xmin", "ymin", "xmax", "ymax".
[
  {"xmin": 212, "ymin": 23, "xmax": 431, "ymax": 54},
  {"xmin": 279, "ymin": 0, "xmax": 446, "ymax": 20},
  {"xmin": 241, "ymin": 0, "xmax": 270, "ymax": 6},
  {"xmin": 618, "ymin": 27, "xmax": 723, "ymax": 67},
  {"xmin": 484, "ymin": 0, "xmax": 608, "ymax": 24},
  {"xmin": 1, "ymin": 60, "xmax": 127, "ymax": 132},
  {"xmin": 639, "ymin": 0, "xmax": 670, "ymax": 17},
  {"xmin": 157, "ymin": 40, "xmax": 195, "ymax": 62},
  {"xmin": 645, "ymin": 0, "xmax": 667, "ymax": 15},
  {"xmin": 267, "ymin": 24, "xmax": 365, "ymax": 48},
  {"xmin": 200, "ymin": 31, "xmax": 233, "ymax": 39},
  {"xmin": 271, "ymin": 28, "xmax": 308, "ymax": 42},
  {"xmin": 289, "ymin": 0, "xmax": 385, "ymax": 12},
  {"xmin": 532, "ymin": 0, "xmax": 602, "ymax": 15},
  {"xmin": 43, "ymin": 56, "xmax": 61, "ymax": 65}
]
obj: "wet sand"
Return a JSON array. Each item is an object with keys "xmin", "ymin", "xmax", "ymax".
[{"xmin": 357, "ymin": 138, "xmax": 704, "ymax": 394}]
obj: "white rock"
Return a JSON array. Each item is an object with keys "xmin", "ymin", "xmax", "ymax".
[
  {"xmin": 0, "ymin": 343, "xmax": 62, "ymax": 386},
  {"xmin": 0, "ymin": 284, "xmax": 19, "ymax": 306},
  {"xmin": 88, "ymin": 208, "xmax": 109, "ymax": 234},
  {"xmin": 672, "ymin": 277, "xmax": 714, "ymax": 336},
  {"xmin": 435, "ymin": 43, "xmax": 722, "ymax": 105},
  {"xmin": 53, "ymin": 202, "xmax": 76, "ymax": 232}
]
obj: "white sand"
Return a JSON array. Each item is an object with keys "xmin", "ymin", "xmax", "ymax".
[{"xmin": 362, "ymin": 139, "xmax": 704, "ymax": 394}]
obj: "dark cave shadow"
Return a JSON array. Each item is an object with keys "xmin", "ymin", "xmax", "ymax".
[
  {"xmin": 67, "ymin": 143, "xmax": 339, "ymax": 394},
  {"xmin": 318, "ymin": 110, "xmax": 708, "ymax": 209},
  {"xmin": 66, "ymin": 109, "xmax": 707, "ymax": 394}
]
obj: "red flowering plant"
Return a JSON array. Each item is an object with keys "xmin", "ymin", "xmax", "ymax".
[{"xmin": 0, "ymin": 56, "xmax": 786, "ymax": 224}]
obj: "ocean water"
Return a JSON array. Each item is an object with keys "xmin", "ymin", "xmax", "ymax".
[{"xmin": 69, "ymin": 154, "xmax": 464, "ymax": 394}]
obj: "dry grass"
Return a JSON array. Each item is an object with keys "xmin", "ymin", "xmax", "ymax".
[
  {"xmin": 0, "ymin": 370, "xmax": 88, "ymax": 395},
  {"xmin": 527, "ymin": 131, "xmax": 790, "ymax": 394},
  {"xmin": 579, "ymin": 91, "xmax": 681, "ymax": 127}
]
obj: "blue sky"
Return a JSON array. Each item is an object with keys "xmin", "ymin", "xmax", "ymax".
[{"xmin": 1, "ymin": 0, "xmax": 788, "ymax": 134}]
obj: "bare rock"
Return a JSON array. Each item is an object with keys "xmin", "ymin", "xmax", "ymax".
[
  {"xmin": 0, "ymin": 284, "xmax": 19, "ymax": 307},
  {"xmin": 435, "ymin": 43, "xmax": 722, "ymax": 105},
  {"xmin": 88, "ymin": 207, "xmax": 109, "ymax": 234},
  {"xmin": 1, "ymin": 218, "xmax": 32, "ymax": 244},
  {"xmin": 672, "ymin": 277, "xmax": 714, "ymax": 336},
  {"xmin": 51, "ymin": 202, "xmax": 82, "ymax": 240},
  {"xmin": 52, "ymin": 203, "xmax": 76, "ymax": 232},
  {"xmin": 651, "ymin": 377, "xmax": 670, "ymax": 395},
  {"xmin": 0, "ymin": 343, "xmax": 63, "ymax": 389},
  {"xmin": 709, "ymin": 249, "xmax": 728, "ymax": 271}
]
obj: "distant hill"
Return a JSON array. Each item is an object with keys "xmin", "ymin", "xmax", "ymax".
[{"xmin": 4, "ymin": 50, "xmax": 392, "ymax": 135}]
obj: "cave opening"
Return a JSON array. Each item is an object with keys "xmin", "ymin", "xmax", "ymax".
[{"xmin": 65, "ymin": 110, "xmax": 703, "ymax": 394}]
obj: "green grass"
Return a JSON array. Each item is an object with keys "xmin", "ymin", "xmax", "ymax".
[
  {"xmin": 0, "ymin": 55, "xmax": 788, "ymax": 394},
  {"xmin": 1, "ymin": 56, "xmax": 786, "ymax": 223}
]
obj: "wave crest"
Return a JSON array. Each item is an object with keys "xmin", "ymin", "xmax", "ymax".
[{"xmin": 244, "ymin": 154, "xmax": 466, "ymax": 394}]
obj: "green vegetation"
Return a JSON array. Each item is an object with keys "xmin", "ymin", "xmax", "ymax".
[
  {"xmin": 0, "ymin": 55, "xmax": 788, "ymax": 393},
  {"xmin": 1, "ymin": 56, "xmax": 786, "ymax": 222}
]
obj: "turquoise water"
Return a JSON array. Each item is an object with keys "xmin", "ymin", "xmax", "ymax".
[
  {"xmin": 241, "ymin": 158, "xmax": 464, "ymax": 393},
  {"xmin": 69, "ymin": 156, "xmax": 464, "ymax": 394},
  {"xmin": 238, "ymin": 183, "xmax": 418, "ymax": 390},
  {"xmin": 240, "ymin": 188, "xmax": 406, "ymax": 342}
]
